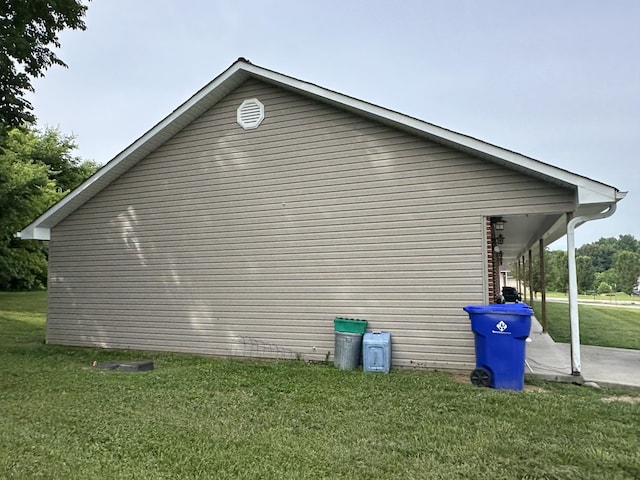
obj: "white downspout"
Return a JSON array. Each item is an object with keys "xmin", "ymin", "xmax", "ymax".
[{"xmin": 566, "ymin": 203, "xmax": 617, "ymax": 375}]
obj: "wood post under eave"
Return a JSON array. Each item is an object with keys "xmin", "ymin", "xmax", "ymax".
[
  {"xmin": 519, "ymin": 257, "xmax": 524, "ymax": 300},
  {"xmin": 519, "ymin": 257, "xmax": 524, "ymax": 298},
  {"xmin": 539, "ymin": 238, "xmax": 547, "ymax": 332},
  {"xmin": 524, "ymin": 255, "xmax": 528, "ymax": 302},
  {"xmin": 528, "ymin": 249, "xmax": 534, "ymax": 305}
]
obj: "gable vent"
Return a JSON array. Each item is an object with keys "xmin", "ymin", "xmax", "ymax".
[{"xmin": 237, "ymin": 98, "xmax": 265, "ymax": 130}]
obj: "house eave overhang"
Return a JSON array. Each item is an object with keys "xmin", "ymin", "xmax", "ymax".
[{"xmin": 17, "ymin": 58, "xmax": 624, "ymax": 240}]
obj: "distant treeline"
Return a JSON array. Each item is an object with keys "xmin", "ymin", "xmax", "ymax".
[{"xmin": 516, "ymin": 235, "xmax": 640, "ymax": 295}]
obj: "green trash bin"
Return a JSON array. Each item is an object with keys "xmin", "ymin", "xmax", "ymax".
[{"xmin": 333, "ymin": 317, "xmax": 367, "ymax": 370}]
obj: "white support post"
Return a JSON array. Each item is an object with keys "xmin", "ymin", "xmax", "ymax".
[{"xmin": 566, "ymin": 204, "xmax": 617, "ymax": 376}]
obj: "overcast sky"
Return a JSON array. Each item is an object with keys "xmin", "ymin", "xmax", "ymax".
[{"xmin": 28, "ymin": 0, "xmax": 639, "ymax": 248}]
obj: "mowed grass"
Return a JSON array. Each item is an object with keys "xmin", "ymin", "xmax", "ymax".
[
  {"xmin": 1, "ymin": 292, "xmax": 639, "ymax": 479},
  {"xmin": 533, "ymin": 301, "xmax": 640, "ymax": 350}
]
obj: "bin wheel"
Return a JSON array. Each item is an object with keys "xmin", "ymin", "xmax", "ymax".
[{"xmin": 470, "ymin": 368, "xmax": 492, "ymax": 387}]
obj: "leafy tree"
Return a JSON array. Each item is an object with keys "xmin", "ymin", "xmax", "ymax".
[
  {"xmin": 527, "ymin": 252, "xmax": 542, "ymax": 295},
  {"xmin": 0, "ymin": 0, "xmax": 89, "ymax": 133},
  {"xmin": 596, "ymin": 281, "xmax": 612, "ymax": 295},
  {"xmin": 595, "ymin": 270, "xmax": 617, "ymax": 291},
  {"xmin": 576, "ymin": 255, "xmax": 596, "ymax": 294},
  {"xmin": 518, "ymin": 249, "xmax": 553, "ymax": 297},
  {"xmin": 520, "ymin": 235, "xmax": 640, "ymax": 295},
  {"xmin": 576, "ymin": 237, "xmax": 617, "ymax": 272},
  {"xmin": 0, "ymin": 126, "xmax": 97, "ymax": 289},
  {"xmin": 616, "ymin": 234, "xmax": 640, "ymax": 254},
  {"xmin": 25, "ymin": 126, "xmax": 96, "ymax": 190},
  {"xmin": 549, "ymin": 250, "xmax": 569, "ymax": 293},
  {"xmin": 612, "ymin": 251, "xmax": 640, "ymax": 295}
]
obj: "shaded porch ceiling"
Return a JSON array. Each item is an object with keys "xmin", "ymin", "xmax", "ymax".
[
  {"xmin": 495, "ymin": 213, "xmax": 563, "ymax": 268},
  {"xmin": 496, "ymin": 199, "xmax": 619, "ymax": 268}
]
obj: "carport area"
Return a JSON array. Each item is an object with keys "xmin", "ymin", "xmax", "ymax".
[{"xmin": 488, "ymin": 196, "xmax": 626, "ymax": 379}]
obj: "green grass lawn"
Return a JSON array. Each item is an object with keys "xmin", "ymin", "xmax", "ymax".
[
  {"xmin": 532, "ymin": 301, "xmax": 640, "ymax": 350},
  {"xmin": 1, "ymin": 291, "xmax": 639, "ymax": 479},
  {"xmin": 543, "ymin": 291, "xmax": 639, "ymax": 302}
]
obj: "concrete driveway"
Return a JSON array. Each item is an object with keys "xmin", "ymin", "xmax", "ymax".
[{"xmin": 526, "ymin": 317, "xmax": 640, "ymax": 389}]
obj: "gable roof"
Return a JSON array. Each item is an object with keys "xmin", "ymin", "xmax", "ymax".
[{"xmin": 18, "ymin": 58, "xmax": 625, "ymax": 241}]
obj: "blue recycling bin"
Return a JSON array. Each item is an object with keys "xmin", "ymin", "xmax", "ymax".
[
  {"xmin": 463, "ymin": 303, "xmax": 533, "ymax": 391},
  {"xmin": 363, "ymin": 331, "xmax": 392, "ymax": 373}
]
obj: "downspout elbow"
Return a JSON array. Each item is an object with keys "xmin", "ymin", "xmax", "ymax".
[{"xmin": 567, "ymin": 203, "xmax": 617, "ymax": 233}]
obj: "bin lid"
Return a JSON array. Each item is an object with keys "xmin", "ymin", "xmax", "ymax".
[
  {"xmin": 364, "ymin": 331, "xmax": 391, "ymax": 340},
  {"xmin": 463, "ymin": 303, "xmax": 533, "ymax": 316}
]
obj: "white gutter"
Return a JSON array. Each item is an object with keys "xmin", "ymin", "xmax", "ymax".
[{"xmin": 566, "ymin": 203, "xmax": 617, "ymax": 375}]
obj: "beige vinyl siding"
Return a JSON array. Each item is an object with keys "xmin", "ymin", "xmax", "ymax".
[{"xmin": 47, "ymin": 79, "xmax": 575, "ymax": 370}]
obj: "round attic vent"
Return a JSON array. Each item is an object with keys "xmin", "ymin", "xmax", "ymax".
[{"xmin": 237, "ymin": 98, "xmax": 264, "ymax": 130}]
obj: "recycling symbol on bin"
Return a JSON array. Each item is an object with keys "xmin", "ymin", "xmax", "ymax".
[{"xmin": 496, "ymin": 320, "xmax": 508, "ymax": 332}]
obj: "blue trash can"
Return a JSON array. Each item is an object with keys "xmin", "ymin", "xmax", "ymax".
[{"xmin": 463, "ymin": 303, "xmax": 533, "ymax": 391}]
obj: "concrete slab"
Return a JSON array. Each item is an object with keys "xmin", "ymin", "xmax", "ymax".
[
  {"xmin": 525, "ymin": 317, "xmax": 640, "ymax": 389},
  {"xmin": 525, "ymin": 318, "xmax": 575, "ymax": 383},
  {"xmin": 555, "ymin": 344, "xmax": 640, "ymax": 389}
]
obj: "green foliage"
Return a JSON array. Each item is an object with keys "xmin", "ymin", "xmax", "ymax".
[
  {"xmin": 550, "ymin": 250, "xmax": 569, "ymax": 293},
  {"xmin": 615, "ymin": 234, "xmax": 640, "ymax": 254},
  {"xmin": 576, "ymin": 255, "xmax": 596, "ymax": 294},
  {"xmin": 520, "ymin": 236, "xmax": 640, "ymax": 296},
  {"xmin": 1, "ymin": 292, "xmax": 639, "ymax": 480},
  {"xmin": 595, "ymin": 270, "xmax": 617, "ymax": 290},
  {"xmin": 577, "ymin": 237, "xmax": 618, "ymax": 272},
  {"xmin": 27, "ymin": 126, "xmax": 99, "ymax": 190},
  {"xmin": 523, "ymin": 251, "xmax": 547, "ymax": 294},
  {"xmin": 596, "ymin": 281, "xmax": 612, "ymax": 295},
  {"xmin": 613, "ymin": 251, "xmax": 640, "ymax": 295},
  {"xmin": 0, "ymin": 0, "xmax": 89, "ymax": 132},
  {"xmin": 0, "ymin": 126, "xmax": 97, "ymax": 289}
]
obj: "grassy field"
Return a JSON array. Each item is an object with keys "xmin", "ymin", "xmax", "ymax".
[
  {"xmin": 543, "ymin": 291, "xmax": 639, "ymax": 302},
  {"xmin": 1, "ymin": 291, "xmax": 639, "ymax": 479},
  {"xmin": 532, "ymin": 301, "xmax": 640, "ymax": 350}
]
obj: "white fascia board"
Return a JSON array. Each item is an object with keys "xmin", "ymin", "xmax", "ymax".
[
  {"xmin": 16, "ymin": 226, "xmax": 50, "ymax": 240},
  {"xmin": 577, "ymin": 183, "xmax": 626, "ymax": 205}
]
